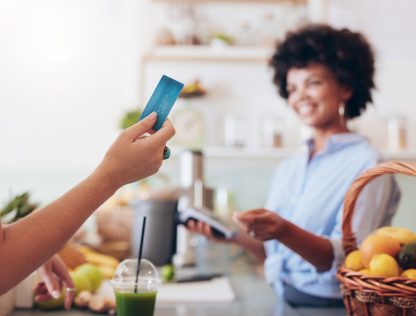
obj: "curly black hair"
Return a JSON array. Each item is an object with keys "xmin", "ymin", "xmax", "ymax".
[{"xmin": 270, "ymin": 24, "xmax": 375, "ymax": 119}]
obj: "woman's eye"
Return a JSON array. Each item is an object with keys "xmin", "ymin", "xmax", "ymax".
[{"xmin": 308, "ymin": 80, "xmax": 322, "ymax": 86}]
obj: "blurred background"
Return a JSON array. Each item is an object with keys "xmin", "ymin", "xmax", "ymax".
[{"xmin": 1, "ymin": 0, "xmax": 416, "ymax": 232}]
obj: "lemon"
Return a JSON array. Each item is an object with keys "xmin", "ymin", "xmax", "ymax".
[
  {"xmin": 345, "ymin": 250, "xmax": 364, "ymax": 271},
  {"xmin": 369, "ymin": 254, "xmax": 400, "ymax": 277},
  {"xmin": 401, "ymin": 269, "xmax": 416, "ymax": 279}
]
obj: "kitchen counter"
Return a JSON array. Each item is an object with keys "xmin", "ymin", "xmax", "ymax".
[{"xmin": 10, "ymin": 245, "xmax": 345, "ymax": 316}]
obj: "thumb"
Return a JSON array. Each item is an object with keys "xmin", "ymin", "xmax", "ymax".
[
  {"xmin": 146, "ymin": 119, "xmax": 176, "ymax": 145},
  {"xmin": 123, "ymin": 112, "xmax": 157, "ymax": 140}
]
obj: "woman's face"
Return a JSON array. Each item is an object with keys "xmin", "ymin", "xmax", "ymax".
[{"xmin": 286, "ymin": 63, "xmax": 351, "ymax": 131}]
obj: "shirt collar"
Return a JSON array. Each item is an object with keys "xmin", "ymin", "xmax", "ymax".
[{"xmin": 306, "ymin": 133, "xmax": 368, "ymax": 155}]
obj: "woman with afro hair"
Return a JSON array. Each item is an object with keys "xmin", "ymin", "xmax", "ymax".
[{"xmin": 188, "ymin": 24, "xmax": 400, "ymax": 307}]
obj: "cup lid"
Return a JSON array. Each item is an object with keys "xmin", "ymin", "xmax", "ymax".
[{"xmin": 112, "ymin": 258, "xmax": 161, "ymax": 292}]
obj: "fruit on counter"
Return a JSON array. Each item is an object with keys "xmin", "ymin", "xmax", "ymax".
[
  {"xmin": 74, "ymin": 290, "xmax": 115, "ymax": 314},
  {"xmin": 98, "ymin": 264, "xmax": 117, "ymax": 279},
  {"xmin": 35, "ymin": 289, "xmax": 65, "ymax": 310},
  {"xmin": 344, "ymin": 250, "xmax": 364, "ymax": 271},
  {"xmin": 79, "ymin": 246, "xmax": 119, "ymax": 267},
  {"xmin": 368, "ymin": 254, "xmax": 400, "ymax": 277},
  {"xmin": 398, "ymin": 242, "xmax": 416, "ymax": 269},
  {"xmin": 161, "ymin": 264, "xmax": 175, "ymax": 282},
  {"xmin": 74, "ymin": 263, "xmax": 103, "ymax": 292},
  {"xmin": 78, "ymin": 246, "xmax": 119, "ymax": 279},
  {"xmin": 36, "ymin": 271, "xmax": 92, "ymax": 310},
  {"xmin": 374, "ymin": 226, "xmax": 416, "ymax": 245},
  {"xmin": 401, "ymin": 269, "xmax": 416, "ymax": 279},
  {"xmin": 58, "ymin": 243, "xmax": 87, "ymax": 270},
  {"xmin": 74, "ymin": 290, "xmax": 93, "ymax": 308},
  {"xmin": 359, "ymin": 234, "xmax": 401, "ymax": 267},
  {"xmin": 88, "ymin": 294, "xmax": 116, "ymax": 313},
  {"xmin": 70, "ymin": 270, "xmax": 94, "ymax": 294}
]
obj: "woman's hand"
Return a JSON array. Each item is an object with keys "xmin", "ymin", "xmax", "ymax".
[
  {"xmin": 234, "ymin": 209, "xmax": 287, "ymax": 241},
  {"xmin": 186, "ymin": 216, "xmax": 267, "ymax": 262},
  {"xmin": 34, "ymin": 255, "xmax": 75, "ymax": 310},
  {"xmin": 96, "ymin": 113, "xmax": 176, "ymax": 188},
  {"xmin": 186, "ymin": 220, "xmax": 230, "ymax": 243}
]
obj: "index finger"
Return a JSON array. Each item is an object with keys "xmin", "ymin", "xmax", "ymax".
[
  {"xmin": 53, "ymin": 258, "xmax": 75, "ymax": 310},
  {"xmin": 235, "ymin": 210, "xmax": 265, "ymax": 224}
]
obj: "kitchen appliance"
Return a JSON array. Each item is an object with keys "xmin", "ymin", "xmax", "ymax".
[
  {"xmin": 173, "ymin": 150, "xmax": 214, "ymax": 267},
  {"xmin": 131, "ymin": 150, "xmax": 214, "ymax": 267},
  {"xmin": 131, "ymin": 199, "xmax": 178, "ymax": 266}
]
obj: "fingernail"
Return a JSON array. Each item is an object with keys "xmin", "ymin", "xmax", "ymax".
[
  {"xmin": 52, "ymin": 290, "xmax": 61, "ymax": 299},
  {"xmin": 147, "ymin": 112, "xmax": 157, "ymax": 119}
]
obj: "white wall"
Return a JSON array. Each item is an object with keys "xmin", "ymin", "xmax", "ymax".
[
  {"xmin": 0, "ymin": 0, "xmax": 143, "ymax": 172},
  {"xmin": 327, "ymin": 0, "xmax": 416, "ymax": 148}
]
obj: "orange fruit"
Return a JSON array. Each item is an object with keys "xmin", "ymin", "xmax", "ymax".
[
  {"xmin": 374, "ymin": 226, "xmax": 416, "ymax": 245},
  {"xmin": 344, "ymin": 250, "xmax": 364, "ymax": 271},
  {"xmin": 359, "ymin": 234, "xmax": 401, "ymax": 268},
  {"xmin": 369, "ymin": 254, "xmax": 400, "ymax": 277},
  {"xmin": 401, "ymin": 269, "xmax": 416, "ymax": 279}
]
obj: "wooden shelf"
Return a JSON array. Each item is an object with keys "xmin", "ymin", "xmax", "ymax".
[
  {"xmin": 170, "ymin": 146, "xmax": 300, "ymax": 159},
  {"xmin": 144, "ymin": 46, "xmax": 273, "ymax": 62},
  {"xmin": 169, "ymin": 146, "xmax": 416, "ymax": 161}
]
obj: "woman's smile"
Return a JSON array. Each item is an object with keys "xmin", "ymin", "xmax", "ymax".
[{"xmin": 297, "ymin": 102, "xmax": 316, "ymax": 118}]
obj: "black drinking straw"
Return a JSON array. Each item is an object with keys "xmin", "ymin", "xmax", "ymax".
[{"xmin": 135, "ymin": 216, "xmax": 147, "ymax": 293}]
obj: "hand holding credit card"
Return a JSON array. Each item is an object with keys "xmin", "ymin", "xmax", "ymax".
[{"xmin": 140, "ymin": 75, "xmax": 184, "ymax": 130}]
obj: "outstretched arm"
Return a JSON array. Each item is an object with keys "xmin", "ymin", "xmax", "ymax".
[{"xmin": 0, "ymin": 114, "xmax": 175, "ymax": 294}]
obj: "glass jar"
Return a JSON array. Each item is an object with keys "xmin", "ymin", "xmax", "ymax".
[{"xmin": 261, "ymin": 115, "xmax": 284, "ymax": 148}]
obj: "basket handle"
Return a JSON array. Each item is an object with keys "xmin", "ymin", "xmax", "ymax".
[{"xmin": 342, "ymin": 160, "xmax": 416, "ymax": 255}]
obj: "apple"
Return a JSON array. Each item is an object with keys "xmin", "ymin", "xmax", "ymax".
[
  {"xmin": 36, "ymin": 271, "xmax": 92, "ymax": 310},
  {"xmin": 70, "ymin": 270, "xmax": 93, "ymax": 294},
  {"xmin": 35, "ymin": 289, "xmax": 65, "ymax": 310},
  {"xmin": 75, "ymin": 263, "xmax": 103, "ymax": 292}
]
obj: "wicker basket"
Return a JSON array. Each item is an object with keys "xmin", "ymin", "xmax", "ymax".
[{"xmin": 336, "ymin": 161, "xmax": 416, "ymax": 316}]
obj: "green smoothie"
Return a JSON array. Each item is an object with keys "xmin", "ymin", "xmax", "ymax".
[{"xmin": 115, "ymin": 291, "xmax": 157, "ymax": 316}]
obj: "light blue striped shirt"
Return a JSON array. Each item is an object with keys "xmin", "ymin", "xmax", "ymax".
[{"xmin": 263, "ymin": 133, "xmax": 400, "ymax": 299}]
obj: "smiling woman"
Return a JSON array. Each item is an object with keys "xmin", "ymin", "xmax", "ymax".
[{"xmin": 186, "ymin": 24, "xmax": 401, "ymax": 307}]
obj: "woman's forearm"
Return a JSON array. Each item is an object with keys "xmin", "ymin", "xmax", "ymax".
[
  {"xmin": 278, "ymin": 219, "xmax": 334, "ymax": 271},
  {"xmin": 233, "ymin": 231, "xmax": 266, "ymax": 262},
  {"xmin": 0, "ymin": 168, "xmax": 117, "ymax": 294}
]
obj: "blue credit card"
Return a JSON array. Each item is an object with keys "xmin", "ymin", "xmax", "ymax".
[{"xmin": 140, "ymin": 75, "xmax": 184, "ymax": 130}]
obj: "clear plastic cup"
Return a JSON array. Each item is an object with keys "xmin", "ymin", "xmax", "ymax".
[{"xmin": 112, "ymin": 258, "xmax": 161, "ymax": 316}]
